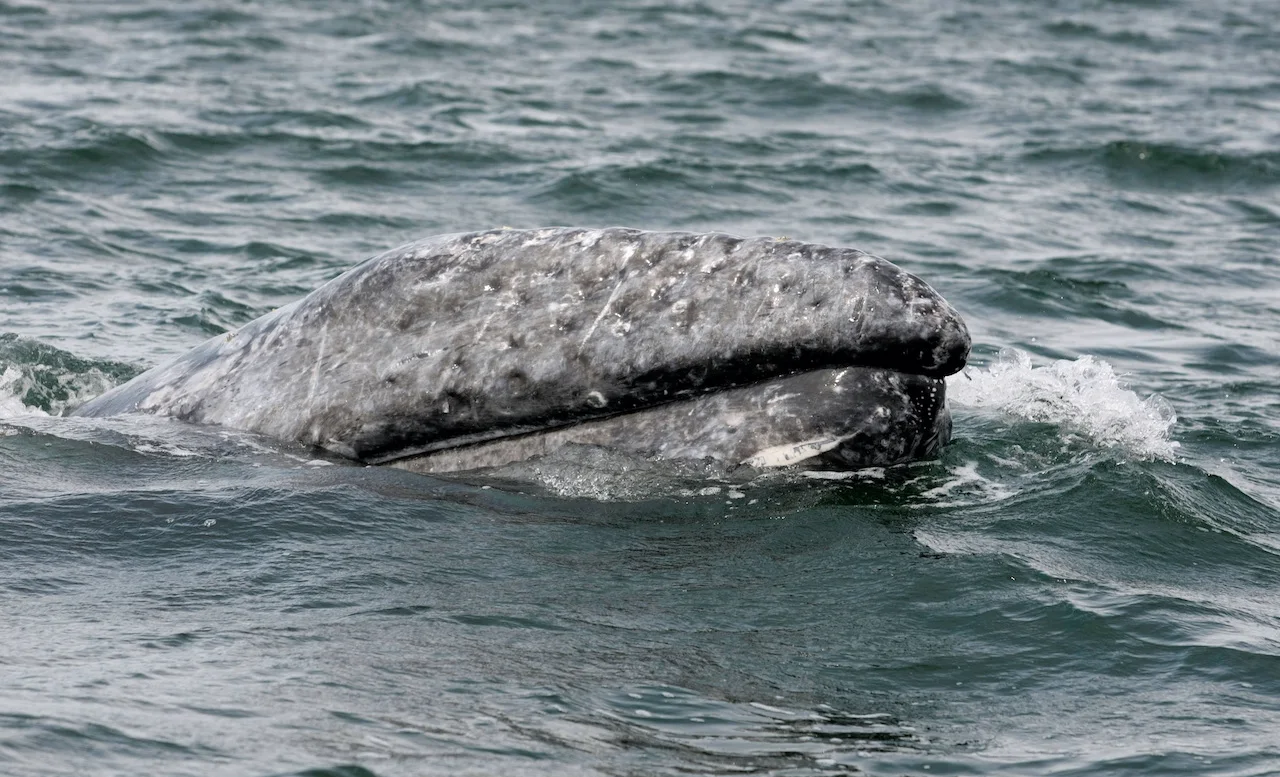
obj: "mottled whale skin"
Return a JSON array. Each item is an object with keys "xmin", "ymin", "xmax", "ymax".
[{"xmin": 73, "ymin": 227, "xmax": 970, "ymax": 472}]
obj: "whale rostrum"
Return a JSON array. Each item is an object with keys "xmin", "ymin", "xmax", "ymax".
[{"xmin": 72, "ymin": 227, "xmax": 970, "ymax": 471}]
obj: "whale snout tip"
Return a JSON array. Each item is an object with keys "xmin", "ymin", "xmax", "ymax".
[{"xmin": 935, "ymin": 313, "xmax": 972, "ymax": 375}]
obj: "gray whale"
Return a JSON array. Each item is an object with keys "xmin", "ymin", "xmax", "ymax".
[{"xmin": 73, "ymin": 227, "xmax": 970, "ymax": 473}]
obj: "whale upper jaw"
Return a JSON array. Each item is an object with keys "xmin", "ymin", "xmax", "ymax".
[{"xmin": 71, "ymin": 227, "xmax": 969, "ymax": 472}]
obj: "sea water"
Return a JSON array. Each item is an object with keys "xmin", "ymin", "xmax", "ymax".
[{"xmin": 2, "ymin": 1, "xmax": 1278, "ymax": 775}]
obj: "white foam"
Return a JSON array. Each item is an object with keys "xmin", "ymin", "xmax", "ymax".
[
  {"xmin": 132, "ymin": 442, "xmax": 202, "ymax": 458},
  {"xmin": 0, "ymin": 357, "xmax": 130, "ymax": 420},
  {"xmin": 801, "ymin": 467, "xmax": 886, "ymax": 481},
  {"xmin": 912, "ymin": 460, "xmax": 1016, "ymax": 508},
  {"xmin": 947, "ymin": 348, "xmax": 1179, "ymax": 460},
  {"xmin": 0, "ymin": 366, "xmax": 49, "ymax": 419}
]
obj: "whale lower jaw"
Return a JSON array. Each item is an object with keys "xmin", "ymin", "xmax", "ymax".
[{"xmin": 386, "ymin": 366, "xmax": 950, "ymax": 475}]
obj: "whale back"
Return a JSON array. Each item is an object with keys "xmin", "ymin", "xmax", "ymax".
[{"xmin": 73, "ymin": 227, "xmax": 970, "ymax": 461}]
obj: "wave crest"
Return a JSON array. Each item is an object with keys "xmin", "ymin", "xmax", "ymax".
[
  {"xmin": 0, "ymin": 334, "xmax": 138, "ymax": 419},
  {"xmin": 947, "ymin": 348, "xmax": 1179, "ymax": 460}
]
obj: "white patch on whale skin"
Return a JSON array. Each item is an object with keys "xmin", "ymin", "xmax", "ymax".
[
  {"xmin": 521, "ymin": 227, "xmax": 560, "ymax": 246},
  {"xmin": 743, "ymin": 436, "xmax": 845, "ymax": 468},
  {"xmin": 307, "ymin": 323, "xmax": 328, "ymax": 403},
  {"xmin": 765, "ymin": 392, "xmax": 802, "ymax": 406},
  {"xmin": 578, "ymin": 274, "xmax": 629, "ymax": 351},
  {"xmin": 699, "ymin": 255, "xmax": 727, "ymax": 274},
  {"xmin": 573, "ymin": 229, "xmax": 605, "ymax": 249}
]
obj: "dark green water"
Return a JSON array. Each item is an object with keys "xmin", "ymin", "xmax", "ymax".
[{"xmin": 2, "ymin": 1, "xmax": 1278, "ymax": 775}]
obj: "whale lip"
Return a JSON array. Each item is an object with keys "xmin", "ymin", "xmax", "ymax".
[{"xmin": 71, "ymin": 227, "xmax": 970, "ymax": 470}]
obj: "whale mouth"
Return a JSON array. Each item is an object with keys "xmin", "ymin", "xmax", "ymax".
[{"xmin": 383, "ymin": 366, "xmax": 950, "ymax": 475}]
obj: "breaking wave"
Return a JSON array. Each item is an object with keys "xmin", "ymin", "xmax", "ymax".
[{"xmin": 947, "ymin": 348, "xmax": 1179, "ymax": 460}]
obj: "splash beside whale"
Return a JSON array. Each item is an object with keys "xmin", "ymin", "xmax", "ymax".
[{"xmin": 72, "ymin": 227, "xmax": 970, "ymax": 473}]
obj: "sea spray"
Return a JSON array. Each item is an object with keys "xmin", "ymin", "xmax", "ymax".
[
  {"xmin": 947, "ymin": 348, "xmax": 1179, "ymax": 460},
  {"xmin": 0, "ymin": 334, "xmax": 138, "ymax": 418}
]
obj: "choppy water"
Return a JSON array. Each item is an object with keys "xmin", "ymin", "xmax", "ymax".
[{"xmin": 2, "ymin": 1, "xmax": 1278, "ymax": 775}]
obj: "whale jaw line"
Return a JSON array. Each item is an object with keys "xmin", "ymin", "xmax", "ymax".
[{"xmin": 386, "ymin": 366, "xmax": 950, "ymax": 475}]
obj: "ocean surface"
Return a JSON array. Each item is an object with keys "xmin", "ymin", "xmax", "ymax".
[{"xmin": 2, "ymin": 1, "xmax": 1278, "ymax": 775}]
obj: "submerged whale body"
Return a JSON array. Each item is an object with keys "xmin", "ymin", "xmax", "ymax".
[{"xmin": 73, "ymin": 227, "xmax": 971, "ymax": 473}]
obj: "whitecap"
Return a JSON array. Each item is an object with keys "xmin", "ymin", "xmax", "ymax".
[{"xmin": 947, "ymin": 348, "xmax": 1179, "ymax": 461}]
